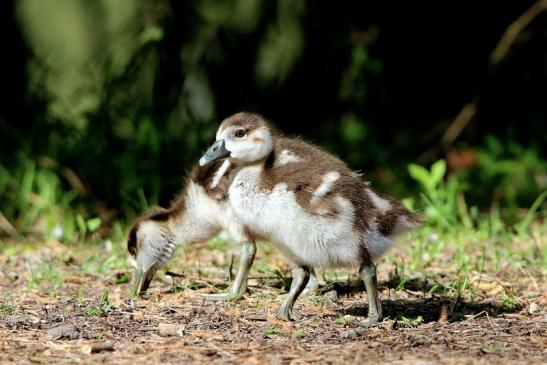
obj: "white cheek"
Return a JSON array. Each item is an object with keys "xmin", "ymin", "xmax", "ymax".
[
  {"xmin": 136, "ymin": 222, "xmax": 171, "ymax": 270},
  {"xmin": 136, "ymin": 242, "xmax": 160, "ymax": 271},
  {"xmin": 224, "ymin": 138, "xmax": 238, "ymax": 156},
  {"xmin": 217, "ymin": 127, "xmax": 231, "ymax": 142},
  {"xmin": 128, "ymin": 256, "xmax": 137, "ymax": 269}
]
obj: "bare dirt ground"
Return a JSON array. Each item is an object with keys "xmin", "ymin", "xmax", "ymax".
[{"xmin": 1, "ymin": 241, "xmax": 546, "ymax": 365}]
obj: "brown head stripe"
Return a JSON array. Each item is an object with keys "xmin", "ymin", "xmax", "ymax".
[
  {"xmin": 218, "ymin": 112, "xmax": 269, "ymax": 135},
  {"xmin": 127, "ymin": 207, "xmax": 170, "ymax": 257},
  {"xmin": 127, "ymin": 224, "xmax": 138, "ymax": 257}
]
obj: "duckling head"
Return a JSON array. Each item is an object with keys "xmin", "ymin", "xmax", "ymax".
[
  {"xmin": 200, "ymin": 112, "xmax": 273, "ymax": 166},
  {"xmin": 127, "ymin": 209, "xmax": 176, "ymax": 295}
]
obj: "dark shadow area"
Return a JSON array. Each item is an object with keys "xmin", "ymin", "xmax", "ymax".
[
  {"xmin": 316, "ymin": 278, "xmax": 522, "ymax": 323},
  {"xmin": 338, "ymin": 296, "xmax": 522, "ymax": 324}
]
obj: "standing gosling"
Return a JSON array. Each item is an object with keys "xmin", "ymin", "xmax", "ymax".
[{"xmin": 199, "ymin": 112, "xmax": 423, "ymax": 326}]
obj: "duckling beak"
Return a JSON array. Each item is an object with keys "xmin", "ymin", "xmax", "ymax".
[
  {"xmin": 199, "ymin": 139, "xmax": 230, "ymax": 166},
  {"xmin": 133, "ymin": 266, "xmax": 156, "ymax": 296}
]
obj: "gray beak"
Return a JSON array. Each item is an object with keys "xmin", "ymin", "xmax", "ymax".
[
  {"xmin": 133, "ymin": 267, "xmax": 156, "ymax": 296},
  {"xmin": 199, "ymin": 139, "xmax": 230, "ymax": 166}
]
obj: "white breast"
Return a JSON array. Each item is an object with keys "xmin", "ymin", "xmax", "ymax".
[{"xmin": 228, "ymin": 167, "xmax": 363, "ymax": 268}]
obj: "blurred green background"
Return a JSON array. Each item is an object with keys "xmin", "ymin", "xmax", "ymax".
[{"xmin": 0, "ymin": 0, "xmax": 546, "ymax": 240}]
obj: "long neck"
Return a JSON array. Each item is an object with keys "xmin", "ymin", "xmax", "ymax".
[{"xmin": 167, "ymin": 180, "xmax": 223, "ymax": 246}]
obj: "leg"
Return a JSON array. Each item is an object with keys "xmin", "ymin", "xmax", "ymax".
[
  {"xmin": 203, "ymin": 241, "xmax": 256, "ymax": 301},
  {"xmin": 302, "ymin": 267, "xmax": 318, "ymax": 295},
  {"xmin": 276, "ymin": 266, "xmax": 310, "ymax": 321},
  {"xmin": 340, "ymin": 261, "xmax": 383, "ymax": 339},
  {"xmin": 358, "ymin": 261, "xmax": 383, "ymax": 326}
]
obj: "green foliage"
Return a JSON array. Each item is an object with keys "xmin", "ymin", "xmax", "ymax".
[
  {"xmin": 0, "ymin": 1, "xmax": 545, "ymax": 246},
  {"xmin": 408, "ymin": 159, "xmax": 470, "ymax": 230},
  {"xmin": 0, "ymin": 153, "xmax": 106, "ymax": 240},
  {"xmin": 472, "ymin": 136, "xmax": 547, "ymax": 209},
  {"xmin": 408, "ymin": 160, "xmax": 446, "ymax": 199},
  {"xmin": 27, "ymin": 262, "xmax": 64, "ymax": 292},
  {"xmin": 0, "ymin": 303, "xmax": 15, "ymax": 318},
  {"xmin": 335, "ymin": 315, "xmax": 354, "ymax": 325},
  {"xmin": 0, "ymin": 292, "xmax": 15, "ymax": 318},
  {"xmin": 408, "ymin": 151, "xmax": 546, "ymax": 235},
  {"xmin": 263, "ymin": 327, "xmax": 278, "ymax": 335},
  {"xmin": 398, "ymin": 315, "xmax": 424, "ymax": 327},
  {"xmin": 115, "ymin": 272, "xmax": 131, "ymax": 285},
  {"xmin": 86, "ymin": 289, "xmax": 112, "ymax": 317},
  {"xmin": 515, "ymin": 190, "xmax": 547, "ymax": 237}
]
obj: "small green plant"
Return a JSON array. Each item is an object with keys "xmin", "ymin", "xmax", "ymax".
[
  {"xmin": 514, "ymin": 190, "xmax": 547, "ymax": 237},
  {"xmin": 501, "ymin": 293, "xmax": 518, "ymax": 312},
  {"xmin": 427, "ymin": 283, "xmax": 446, "ymax": 295},
  {"xmin": 398, "ymin": 315, "xmax": 424, "ymax": 327},
  {"xmin": 27, "ymin": 262, "xmax": 64, "ymax": 292},
  {"xmin": 263, "ymin": 327, "xmax": 278, "ymax": 335},
  {"xmin": 387, "ymin": 263, "xmax": 410, "ymax": 291},
  {"xmin": 76, "ymin": 288, "xmax": 86, "ymax": 306},
  {"xmin": 335, "ymin": 315, "xmax": 354, "ymax": 325},
  {"xmin": 115, "ymin": 272, "xmax": 131, "ymax": 284},
  {"xmin": 0, "ymin": 303, "xmax": 15, "ymax": 318},
  {"xmin": 292, "ymin": 331, "xmax": 306, "ymax": 338},
  {"xmin": 76, "ymin": 215, "xmax": 102, "ymax": 236},
  {"xmin": 408, "ymin": 159, "xmax": 447, "ymax": 200},
  {"xmin": 408, "ymin": 159, "xmax": 470, "ymax": 230},
  {"xmin": 85, "ymin": 289, "xmax": 112, "ymax": 317}
]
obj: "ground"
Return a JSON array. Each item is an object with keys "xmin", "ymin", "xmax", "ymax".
[{"xmin": 1, "ymin": 231, "xmax": 546, "ymax": 365}]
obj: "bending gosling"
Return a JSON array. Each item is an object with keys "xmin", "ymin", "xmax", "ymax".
[
  {"xmin": 127, "ymin": 160, "xmax": 320, "ymax": 298},
  {"xmin": 127, "ymin": 160, "xmax": 256, "ymax": 300}
]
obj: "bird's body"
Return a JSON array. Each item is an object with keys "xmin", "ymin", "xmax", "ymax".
[
  {"xmin": 198, "ymin": 112, "xmax": 422, "ymax": 324},
  {"xmin": 225, "ymin": 137, "xmax": 416, "ymax": 268},
  {"xmin": 203, "ymin": 114, "xmax": 421, "ymax": 267}
]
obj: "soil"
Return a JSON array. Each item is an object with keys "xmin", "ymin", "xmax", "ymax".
[{"xmin": 1, "ymin": 243, "xmax": 546, "ymax": 365}]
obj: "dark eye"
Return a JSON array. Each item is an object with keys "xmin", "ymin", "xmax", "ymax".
[{"xmin": 234, "ymin": 129, "xmax": 245, "ymax": 138}]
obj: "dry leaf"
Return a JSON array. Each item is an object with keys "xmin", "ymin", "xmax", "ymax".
[{"xmin": 158, "ymin": 323, "xmax": 185, "ymax": 337}]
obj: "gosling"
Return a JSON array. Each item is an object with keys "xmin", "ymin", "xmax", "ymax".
[{"xmin": 199, "ymin": 112, "xmax": 422, "ymax": 326}]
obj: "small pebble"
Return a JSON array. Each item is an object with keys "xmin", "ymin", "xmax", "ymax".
[
  {"xmin": 340, "ymin": 328, "xmax": 364, "ymax": 339},
  {"xmin": 529, "ymin": 302, "xmax": 539, "ymax": 315},
  {"xmin": 323, "ymin": 290, "xmax": 339, "ymax": 303},
  {"xmin": 46, "ymin": 323, "xmax": 80, "ymax": 340},
  {"xmin": 4, "ymin": 315, "xmax": 26, "ymax": 327}
]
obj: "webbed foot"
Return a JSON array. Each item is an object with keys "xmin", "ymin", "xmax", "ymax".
[{"xmin": 275, "ymin": 308, "xmax": 294, "ymax": 321}]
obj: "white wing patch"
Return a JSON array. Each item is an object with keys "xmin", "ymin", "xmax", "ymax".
[
  {"xmin": 367, "ymin": 189, "xmax": 391, "ymax": 212},
  {"xmin": 210, "ymin": 159, "xmax": 231, "ymax": 188},
  {"xmin": 310, "ymin": 171, "xmax": 340, "ymax": 205},
  {"xmin": 273, "ymin": 182, "xmax": 289, "ymax": 192},
  {"xmin": 276, "ymin": 149, "xmax": 303, "ymax": 166}
]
